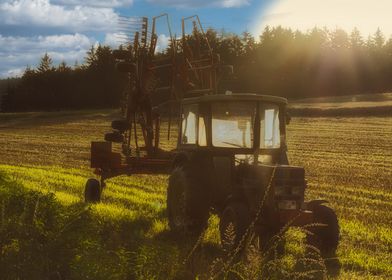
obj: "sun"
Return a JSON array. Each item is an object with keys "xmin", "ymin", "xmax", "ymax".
[{"xmin": 254, "ymin": 0, "xmax": 392, "ymax": 37}]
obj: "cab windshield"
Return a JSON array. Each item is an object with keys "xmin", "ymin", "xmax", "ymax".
[
  {"xmin": 211, "ymin": 102, "xmax": 256, "ymax": 148},
  {"xmin": 211, "ymin": 101, "xmax": 281, "ymax": 149}
]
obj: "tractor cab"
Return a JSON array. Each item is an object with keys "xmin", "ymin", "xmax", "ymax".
[
  {"xmin": 170, "ymin": 93, "xmax": 320, "ymax": 247},
  {"xmin": 178, "ymin": 93, "xmax": 289, "ymax": 165}
]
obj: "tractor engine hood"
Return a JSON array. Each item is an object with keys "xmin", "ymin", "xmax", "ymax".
[{"xmin": 235, "ymin": 164, "xmax": 306, "ymax": 213}]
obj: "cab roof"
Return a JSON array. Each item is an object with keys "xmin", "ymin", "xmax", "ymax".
[{"xmin": 181, "ymin": 93, "xmax": 288, "ymax": 105}]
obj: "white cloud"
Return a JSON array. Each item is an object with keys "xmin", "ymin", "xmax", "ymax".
[
  {"xmin": 103, "ymin": 33, "xmax": 170, "ymax": 52},
  {"xmin": 0, "ymin": 34, "xmax": 96, "ymax": 77},
  {"xmin": 156, "ymin": 34, "xmax": 170, "ymax": 53},
  {"xmin": 146, "ymin": 0, "xmax": 249, "ymax": 8},
  {"xmin": 0, "ymin": 34, "xmax": 92, "ymax": 52},
  {"xmin": 221, "ymin": 0, "xmax": 249, "ymax": 8},
  {"xmin": 52, "ymin": 0, "xmax": 133, "ymax": 8},
  {"xmin": 104, "ymin": 32, "xmax": 134, "ymax": 48},
  {"xmin": 3, "ymin": 68, "xmax": 25, "ymax": 78},
  {"xmin": 0, "ymin": 0, "xmax": 119, "ymax": 32},
  {"xmin": 254, "ymin": 0, "xmax": 392, "ymax": 37}
]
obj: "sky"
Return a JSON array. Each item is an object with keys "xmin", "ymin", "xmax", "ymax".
[{"xmin": 1, "ymin": 0, "xmax": 391, "ymax": 78}]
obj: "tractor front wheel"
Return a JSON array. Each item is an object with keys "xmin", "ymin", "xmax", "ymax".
[
  {"xmin": 307, "ymin": 204, "xmax": 339, "ymax": 258},
  {"xmin": 306, "ymin": 203, "xmax": 340, "ymax": 275},
  {"xmin": 84, "ymin": 178, "xmax": 101, "ymax": 203}
]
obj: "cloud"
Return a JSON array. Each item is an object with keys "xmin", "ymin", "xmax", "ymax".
[
  {"xmin": 52, "ymin": 0, "xmax": 133, "ymax": 8},
  {"xmin": 0, "ymin": 34, "xmax": 96, "ymax": 77},
  {"xmin": 146, "ymin": 0, "xmax": 250, "ymax": 8},
  {"xmin": 104, "ymin": 32, "xmax": 170, "ymax": 53},
  {"xmin": 155, "ymin": 34, "xmax": 170, "ymax": 53},
  {"xmin": 0, "ymin": 0, "xmax": 119, "ymax": 32},
  {"xmin": 104, "ymin": 33, "xmax": 121, "ymax": 48},
  {"xmin": 104, "ymin": 32, "xmax": 131, "ymax": 48},
  {"xmin": 220, "ymin": 0, "xmax": 249, "ymax": 8}
]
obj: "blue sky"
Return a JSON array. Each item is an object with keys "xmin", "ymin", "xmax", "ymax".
[
  {"xmin": 1, "ymin": 0, "xmax": 391, "ymax": 78},
  {"xmin": 0, "ymin": 0, "xmax": 272, "ymax": 78}
]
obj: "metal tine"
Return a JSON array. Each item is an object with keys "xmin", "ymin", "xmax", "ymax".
[
  {"xmin": 114, "ymin": 29, "xmax": 137, "ymax": 33},
  {"xmin": 116, "ymin": 23, "xmax": 141, "ymax": 27},
  {"xmin": 117, "ymin": 26, "xmax": 142, "ymax": 30},
  {"xmin": 113, "ymin": 38, "xmax": 132, "ymax": 43},
  {"xmin": 117, "ymin": 22, "xmax": 142, "ymax": 27},
  {"xmin": 118, "ymin": 19, "xmax": 143, "ymax": 23},
  {"xmin": 118, "ymin": 21, "xmax": 142, "ymax": 24},
  {"xmin": 117, "ymin": 23, "xmax": 142, "ymax": 28},
  {"xmin": 113, "ymin": 36, "xmax": 132, "ymax": 39},
  {"xmin": 114, "ymin": 31, "xmax": 139, "ymax": 37},
  {"xmin": 118, "ymin": 16, "xmax": 142, "ymax": 19},
  {"xmin": 118, "ymin": 16, "xmax": 144, "ymax": 21}
]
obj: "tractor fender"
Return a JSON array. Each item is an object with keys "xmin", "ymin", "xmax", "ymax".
[{"xmin": 306, "ymin": 199, "xmax": 329, "ymax": 210}]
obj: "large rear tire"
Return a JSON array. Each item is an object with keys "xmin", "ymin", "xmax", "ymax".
[{"xmin": 167, "ymin": 166, "xmax": 209, "ymax": 235}]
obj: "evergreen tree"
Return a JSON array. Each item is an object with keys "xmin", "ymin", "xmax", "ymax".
[
  {"xmin": 350, "ymin": 27, "xmax": 364, "ymax": 48},
  {"xmin": 37, "ymin": 53, "xmax": 54, "ymax": 73},
  {"xmin": 372, "ymin": 28, "xmax": 385, "ymax": 49}
]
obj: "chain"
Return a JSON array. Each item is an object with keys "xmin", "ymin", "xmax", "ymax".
[{"xmin": 210, "ymin": 164, "xmax": 278, "ymax": 279}]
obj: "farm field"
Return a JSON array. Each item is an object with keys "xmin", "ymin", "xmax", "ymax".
[
  {"xmin": 0, "ymin": 109, "xmax": 391, "ymax": 279},
  {"xmin": 288, "ymin": 92, "xmax": 392, "ymax": 116},
  {"xmin": 289, "ymin": 92, "xmax": 392, "ymax": 109}
]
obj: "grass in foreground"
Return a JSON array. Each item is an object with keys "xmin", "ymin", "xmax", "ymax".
[{"xmin": 0, "ymin": 109, "xmax": 391, "ymax": 279}]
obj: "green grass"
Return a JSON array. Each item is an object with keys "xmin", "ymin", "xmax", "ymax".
[{"xmin": 0, "ymin": 109, "xmax": 391, "ymax": 279}]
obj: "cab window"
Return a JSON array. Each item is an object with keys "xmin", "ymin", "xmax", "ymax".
[
  {"xmin": 181, "ymin": 104, "xmax": 198, "ymax": 144},
  {"xmin": 198, "ymin": 116, "xmax": 207, "ymax": 146},
  {"xmin": 260, "ymin": 104, "xmax": 280, "ymax": 148}
]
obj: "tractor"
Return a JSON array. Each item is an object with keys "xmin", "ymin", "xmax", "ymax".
[{"xmin": 85, "ymin": 14, "xmax": 339, "ymax": 263}]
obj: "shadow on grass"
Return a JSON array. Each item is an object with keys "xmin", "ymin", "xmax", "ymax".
[{"xmin": 0, "ymin": 171, "xmax": 173, "ymax": 280}]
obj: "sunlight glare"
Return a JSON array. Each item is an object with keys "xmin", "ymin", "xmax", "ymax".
[{"xmin": 254, "ymin": 0, "xmax": 392, "ymax": 37}]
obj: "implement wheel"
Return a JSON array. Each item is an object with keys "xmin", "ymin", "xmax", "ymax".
[{"xmin": 84, "ymin": 178, "xmax": 101, "ymax": 203}]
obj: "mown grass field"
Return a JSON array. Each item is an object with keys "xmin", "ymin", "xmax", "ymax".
[
  {"xmin": 0, "ymin": 107, "xmax": 391, "ymax": 279},
  {"xmin": 288, "ymin": 92, "xmax": 392, "ymax": 116}
]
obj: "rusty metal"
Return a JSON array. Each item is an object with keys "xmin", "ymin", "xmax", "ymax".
[{"xmin": 91, "ymin": 14, "xmax": 223, "ymax": 178}]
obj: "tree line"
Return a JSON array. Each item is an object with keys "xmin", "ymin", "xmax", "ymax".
[
  {"xmin": 2, "ymin": 26, "xmax": 392, "ymax": 111},
  {"xmin": 1, "ymin": 46, "xmax": 127, "ymax": 111}
]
